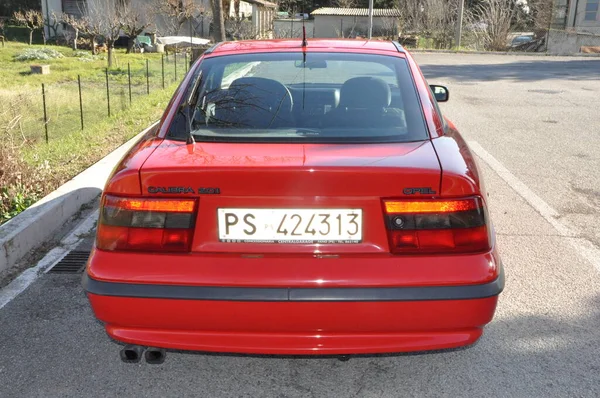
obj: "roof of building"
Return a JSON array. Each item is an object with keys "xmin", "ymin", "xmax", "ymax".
[
  {"xmin": 242, "ymin": 0, "xmax": 277, "ymax": 8},
  {"xmin": 311, "ymin": 8, "xmax": 402, "ymax": 17},
  {"xmin": 209, "ymin": 39, "xmax": 402, "ymax": 55}
]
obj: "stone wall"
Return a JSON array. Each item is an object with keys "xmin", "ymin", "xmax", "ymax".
[{"xmin": 547, "ymin": 30, "xmax": 600, "ymax": 55}]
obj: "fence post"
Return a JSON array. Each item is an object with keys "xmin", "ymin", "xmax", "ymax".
[
  {"xmin": 174, "ymin": 53, "xmax": 177, "ymax": 81},
  {"xmin": 146, "ymin": 59, "xmax": 150, "ymax": 95},
  {"xmin": 127, "ymin": 62, "xmax": 132, "ymax": 105},
  {"xmin": 42, "ymin": 83, "xmax": 48, "ymax": 144},
  {"xmin": 78, "ymin": 75, "xmax": 84, "ymax": 130},
  {"xmin": 105, "ymin": 68, "xmax": 111, "ymax": 117},
  {"xmin": 161, "ymin": 54, "xmax": 165, "ymax": 89}
]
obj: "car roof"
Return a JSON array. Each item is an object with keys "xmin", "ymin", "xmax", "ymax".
[{"xmin": 209, "ymin": 39, "xmax": 403, "ymax": 55}]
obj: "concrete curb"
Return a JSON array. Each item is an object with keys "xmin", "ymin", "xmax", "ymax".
[
  {"xmin": 0, "ymin": 122, "xmax": 158, "ymax": 275},
  {"xmin": 410, "ymin": 49, "xmax": 600, "ymax": 57}
]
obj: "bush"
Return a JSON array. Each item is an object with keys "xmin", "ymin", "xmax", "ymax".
[
  {"xmin": 73, "ymin": 50, "xmax": 100, "ymax": 62},
  {"xmin": 13, "ymin": 47, "xmax": 64, "ymax": 61},
  {"xmin": 0, "ymin": 140, "xmax": 53, "ymax": 225}
]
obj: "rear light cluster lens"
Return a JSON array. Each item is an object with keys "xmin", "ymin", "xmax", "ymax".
[
  {"xmin": 96, "ymin": 195, "xmax": 197, "ymax": 252},
  {"xmin": 384, "ymin": 197, "xmax": 490, "ymax": 254}
]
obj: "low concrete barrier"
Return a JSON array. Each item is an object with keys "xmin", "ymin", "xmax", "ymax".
[{"xmin": 0, "ymin": 122, "xmax": 158, "ymax": 275}]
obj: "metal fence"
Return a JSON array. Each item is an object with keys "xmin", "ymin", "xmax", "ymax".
[{"xmin": 2, "ymin": 53, "xmax": 189, "ymax": 146}]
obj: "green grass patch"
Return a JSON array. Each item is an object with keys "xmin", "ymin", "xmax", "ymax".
[{"xmin": 1, "ymin": 41, "xmax": 188, "ymax": 224}]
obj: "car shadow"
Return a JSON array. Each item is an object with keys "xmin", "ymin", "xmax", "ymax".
[{"xmin": 157, "ymin": 294, "xmax": 600, "ymax": 395}]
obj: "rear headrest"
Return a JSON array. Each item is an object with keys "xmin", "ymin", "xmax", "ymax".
[
  {"xmin": 228, "ymin": 77, "xmax": 292, "ymax": 110},
  {"xmin": 218, "ymin": 77, "xmax": 293, "ymax": 128},
  {"xmin": 339, "ymin": 77, "xmax": 391, "ymax": 109}
]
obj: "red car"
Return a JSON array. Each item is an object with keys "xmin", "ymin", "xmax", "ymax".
[{"xmin": 83, "ymin": 39, "xmax": 503, "ymax": 364}]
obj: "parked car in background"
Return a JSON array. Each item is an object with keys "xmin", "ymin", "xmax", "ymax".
[{"xmin": 511, "ymin": 34, "xmax": 535, "ymax": 47}]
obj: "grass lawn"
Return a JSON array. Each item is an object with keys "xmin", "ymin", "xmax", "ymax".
[{"xmin": 1, "ymin": 41, "xmax": 189, "ymax": 223}]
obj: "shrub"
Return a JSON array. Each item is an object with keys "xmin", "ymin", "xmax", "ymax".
[
  {"xmin": 73, "ymin": 50, "xmax": 100, "ymax": 62},
  {"xmin": 13, "ymin": 47, "xmax": 64, "ymax": 61},
  {"xmin": 0, "ymin": 143, "xmax": 52, "ymax": 225}
]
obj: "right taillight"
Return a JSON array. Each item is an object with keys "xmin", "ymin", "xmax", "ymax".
[
  {"xmin": 383, "ymin": 197, "xmax": 490, "ymax": 254},
  {"xmin": 96, "ymin": 195, "xmax": 197, "ymax": 252}
]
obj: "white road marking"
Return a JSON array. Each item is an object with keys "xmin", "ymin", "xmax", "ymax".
[
  {"xmin": 469, "ymin": 140, "xmax": 600, "ymax": 272},
  {"xmin": 0, "ymin": 210, "xmax": 98, "ymax": 310}
]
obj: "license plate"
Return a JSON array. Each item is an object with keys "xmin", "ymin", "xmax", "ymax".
[{"xmin": 218, "ymin": 208, "xmax": 363, "ymax": 244}]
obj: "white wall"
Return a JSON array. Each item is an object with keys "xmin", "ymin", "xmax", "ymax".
[
  {"xmin": 566, "ymin": 0, "xmax": 600, "ymax": 34},
  {"xmin": 313, "ymin": 15, "xmax": 398, "ymax": 38},
  {"xmin": 547, "ymin": 29, "xmax": 600, "ymax": 54},
  {"xmin": 273, "ymin": 19, "xmax": 315, "ymax": 39},
  {"xmin": 40, "ymin": 0, "xmax": 64, "ymax": 38}
]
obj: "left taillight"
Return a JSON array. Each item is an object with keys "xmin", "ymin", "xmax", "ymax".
[{"xmin": 96, "ymin": 195, "xmax": 197, "ymax": 252}]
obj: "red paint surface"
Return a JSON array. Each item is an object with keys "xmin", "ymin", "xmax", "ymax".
[
  {"xmin": 89, "ymin": 294, "xmax": 497, "ymax": 354},
  {"xmin": 87, "ymin": 39, "xmax": 503, "ymax": 355}
]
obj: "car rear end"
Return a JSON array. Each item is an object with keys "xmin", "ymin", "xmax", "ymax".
[{"xmin": 83, "ymin": 40, "xmax": 503, "ymax": 357}]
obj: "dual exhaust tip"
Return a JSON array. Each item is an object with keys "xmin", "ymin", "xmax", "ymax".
[
  {"xmin": 120, "ymin": 345, "xmax": 166, "ymax": 364},
  {"xmin": 120, "ymin": 345, "xmax": 353, "ymax": 363}
]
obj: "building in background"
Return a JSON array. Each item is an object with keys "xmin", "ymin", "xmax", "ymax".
[
  {"xmin": 548, "ymin": 0, "xmax": 600, "ymax": 54},
  {"xmin": 41, "ymin": 0, "xmax": 213, "ymax": 39},
  {"xmin": 311, "ymin": 8, "xmax": 400, "ymax": 39}
]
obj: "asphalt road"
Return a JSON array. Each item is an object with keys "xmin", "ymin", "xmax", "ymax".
[{"xmin": 1, "ymin": 53, "xmax": 599, "ymax": 398}]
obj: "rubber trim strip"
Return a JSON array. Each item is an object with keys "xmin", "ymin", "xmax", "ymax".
[{"xmin": 83, "ymin": 268, "xmax": 504, "ymax": 302}]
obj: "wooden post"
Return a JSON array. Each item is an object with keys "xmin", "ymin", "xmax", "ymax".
[
  {"xmin": 105, "ymin": 68, "xmax": 111, "ymax": 117},
  {"xmin": 127, "ymin": 63, "xmax": 132, "ymax": 104},
  {"xmin": 42, "ymin": 83, "xmax": 48, "ymax": 143},
  {"xmin": 78, "ymin": 75, "xmax": 84, "ymax": 130}
]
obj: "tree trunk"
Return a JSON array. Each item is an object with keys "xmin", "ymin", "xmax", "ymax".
[
  {"xmin": 211, "ymin": 0, "xmax": 226, "ymax": 42},
  {"xmin": 28, "ymin": 29, "xmax": 33, "ymax": 45},
  {"xmin": 126, "ymin": 37, "xmax": 135, "ymax": 54},
  {"xmin": 73, "ymin": 29, "xmax": 78, "ymax": 51},
  {"xmin": 107, "ymin": 42, "xmax": 114, "ymax": 68},
  {"xmin": 91, "ymin": 35, "xmax": 97, "ymax": 55}
]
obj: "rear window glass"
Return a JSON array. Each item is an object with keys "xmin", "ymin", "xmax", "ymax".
[{"xmin": 167, "ymin": 52, "xmax": 428, "ymax": 144}]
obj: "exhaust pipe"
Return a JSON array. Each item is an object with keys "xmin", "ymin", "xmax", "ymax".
[
  {"xmin": 145, "ymin": 347, "xmax": 166, "ymax": 364},
  {"xmin": 120, "ymin": 345, "xmax": 145, "ymax": 363}
]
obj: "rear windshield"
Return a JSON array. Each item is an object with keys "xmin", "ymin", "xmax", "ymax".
[{"xmin": 167, "ymin": 51, "xmax": 429, "ymax": 143}]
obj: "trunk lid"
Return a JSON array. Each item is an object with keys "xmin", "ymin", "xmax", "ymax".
[{"xmin": 140, "ymin": 140, "xmax": 441, "ymax": 254}]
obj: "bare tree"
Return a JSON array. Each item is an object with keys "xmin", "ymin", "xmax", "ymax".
[
  {"xmin": 61, "ymin": 13, "xmax": 97, "ymax": 51},
  {"xmin": 420, "ymin": 0, "xmax": 458, "ymax": 48},
  {"xmin": 154, "ymin": 0, "xmax": 199, "ymax": 35},
  {"xmin": 527, "ymin": 0, "xmax": 553, "ymax": 36},
  {"xmin": 380, "ymin": 17, "xmax": 399, "ymax": 39},
  {"xmin": 86, "ymin": 0, "xmax": 123, "ymax": 68},
  {"xmin": 225, "ymin": 18, "xmax": 259, "ymax": 40},
  {"xmin": 44, "ymin": 11, "xmax": 61, "ymax": 42},
  {"xmin": 120, "ymin": 0, "xmax": 153, "ymax": 53},
  {"xmin": 13, "ymin": 10, "xmax": 44, "ymax": 45},
  {"xmin": 466, "ymin": 0, "xmax": 527, "ymax": 51},
  {"xmin": 393, "ymin": 0, "xmax": 457, "ymax": 48},
  {"xmin": 333, "ymin": 0, "xmax": 356, "ymax": 8}
]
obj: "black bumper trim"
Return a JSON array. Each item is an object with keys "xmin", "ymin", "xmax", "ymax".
[{"xmin": 83, "ymin": 268, "xmax": 504, "ymax": 302}]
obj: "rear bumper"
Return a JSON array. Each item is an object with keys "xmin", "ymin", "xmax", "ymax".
[{"xmin": 83, "ymin": 270, "xmax": 503, "ymax": 355}]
